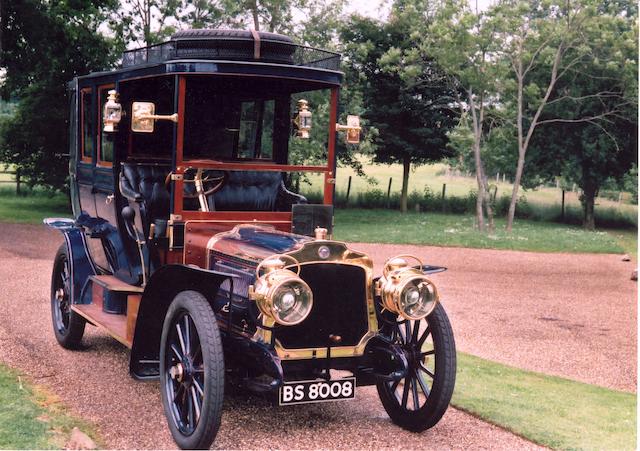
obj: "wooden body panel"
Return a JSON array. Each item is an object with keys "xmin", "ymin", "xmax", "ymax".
[{"xmin": 72, "ymin": 303, "xmax": 131, "ymax": 348}]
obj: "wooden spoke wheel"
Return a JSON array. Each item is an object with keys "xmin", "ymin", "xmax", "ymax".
[
  {"xmin": 376, "ymin": 304, "xmax": 456, "ymax": 431},
  {"xmin": 160, "ymin": 291, "xmax": 224, "ymax": 449}
]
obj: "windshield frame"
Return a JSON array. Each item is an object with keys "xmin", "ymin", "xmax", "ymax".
[{"xmin": 171, "ymin": 74, "xmax": 338, "ymax": 221}]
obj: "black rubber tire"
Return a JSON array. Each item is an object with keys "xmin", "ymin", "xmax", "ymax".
[
  {"xmin": 50, "ymin": 243, "xmax": 86, "ymax": 349},
  {"xmin": 172, "ymin": 28, "xmax": 293, "ymax": 44},
  {"xmin": 376, "ymin": 303, "xmax": 456, "ymax": 432},
  {"xmin": 160, "ymin": 291, "xmax": 225, "ymax": 450}
]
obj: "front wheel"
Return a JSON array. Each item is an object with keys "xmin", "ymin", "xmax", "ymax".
[
  {"xmin": 160, "ymin": 291, "xmax": 225, "ymax": 449},
  {"xmin": 376, "ymin": 303, "xmax": 456, "ymax": 431}
]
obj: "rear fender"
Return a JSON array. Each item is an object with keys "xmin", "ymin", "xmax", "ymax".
[
  {"xmin": 44, "ymin": 218, "xmax": 98, "ymax": 304},
  {"xmin": 130, "ymin": 264, "xmax": 231, "ymax": 379}
]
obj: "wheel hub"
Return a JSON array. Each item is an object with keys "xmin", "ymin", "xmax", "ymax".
[{"xmin": 170, "ymin": 363, "xmax": 185, "ymax": 382}]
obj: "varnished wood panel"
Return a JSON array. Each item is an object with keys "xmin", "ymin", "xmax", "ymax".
[
  {"xmin": 126, "ymin": 294, "xmax": 141, "ymax": 344},
  {"xmin": 72, "ymin": 303, "xmax": 131, "ymax": 348}
]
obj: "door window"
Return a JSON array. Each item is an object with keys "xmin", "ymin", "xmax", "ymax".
[
  {"xmin": 97, "ymin": 85, "xmax": 115, "ymax": 167},
  {"xmin": 80, "ymin": 88, "xmax": 94, "ymax": 163}
]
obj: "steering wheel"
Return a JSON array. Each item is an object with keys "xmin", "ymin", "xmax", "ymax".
[{"xmin": 177, "ymin": 168, "xmax": 228, "ymax": 212}]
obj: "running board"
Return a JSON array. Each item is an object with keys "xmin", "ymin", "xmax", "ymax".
[{"xmin": 73, "ymin": 275, "xmax": 143, "ymax": 349}]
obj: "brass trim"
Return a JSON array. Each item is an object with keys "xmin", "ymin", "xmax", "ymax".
[{"xmin": 254, "ymin": 240, "xmax": 379, "ymax": 360}]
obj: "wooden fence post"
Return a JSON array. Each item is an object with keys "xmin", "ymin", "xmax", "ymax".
[
  {"xmin": 345, "ymin": 175, "xmax": 352, "ymax": 205},
  {"xmin": 492, "ymin": 185, "xmax": 498, "ymax": 201},
  {"xmin": 15, "ymin": 168, "xmax": 21, "ymax": 196},
  {"xmin": 561, "ymin": 189, "xmax": 565, "ymax": 221},
  {"xmin": 386, "ymin": 177, "xmax": 392, "ymax": 208},
  {"xmin": 441, "ymin": 183, "xmax": 446, "ymax": 212}
]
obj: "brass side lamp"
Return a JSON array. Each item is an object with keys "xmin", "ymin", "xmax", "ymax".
[
  {"xmin": 103, "ymin": 90, "xmax": 122, "ymax": 133},
  {"xmin": 293, "ymin": 99, "xmax": 312, "ymax": 139},
  {"xmin": 131, "ymin": 101, "xmax": 179, "ymax": 133},
  {"xmin": 336, "ymin": 115, "xmax": 362, "ymax": 144}
]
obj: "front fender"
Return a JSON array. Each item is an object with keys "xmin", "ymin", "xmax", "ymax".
[
  {"xmin": 130, "ymin": 264, "xmax": 232, "ymax": 379},
  {"xmin": 44, "ymin": 218, "xmax": 97, "ymax": 304}
]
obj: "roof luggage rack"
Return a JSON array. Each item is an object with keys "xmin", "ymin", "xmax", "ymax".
[{"xmin": 122, "ymin": 29, "xmax": 341, "ymax": 71}]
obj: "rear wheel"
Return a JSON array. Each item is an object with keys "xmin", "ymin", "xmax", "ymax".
[
  {"xmin": 50, "ymin": 244, "xmax": 85, "ymax": 349},
  {"xmin": 376, "ymin": 303, "xmax": 456, "ymax": 431},
  {"xmin": 160, "ymin": 291, "xmax": 225, "ymax": 449}
]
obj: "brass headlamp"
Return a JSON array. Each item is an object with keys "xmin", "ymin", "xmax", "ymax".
[
  {"xmin": 377, "ymin": 255, "xmax": 439, "ymax": 321},
  {"xmin": 249, "ymin": 255, "xmax": 313, "ymax": 326}
]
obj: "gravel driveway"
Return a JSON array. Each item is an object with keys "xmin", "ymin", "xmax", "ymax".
[{"xmin": 1, "ymin": 222, "xmax": 634, "ymax": 449}]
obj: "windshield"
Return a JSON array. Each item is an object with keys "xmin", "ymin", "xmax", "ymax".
[{"xmin": 183, "ymin": 76, "xmax": 331, "ymax": 164}]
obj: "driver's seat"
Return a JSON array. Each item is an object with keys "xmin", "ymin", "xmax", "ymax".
[
  {"xmin": 210, "ymin": 171, "xmax": 307, "ymax": 211},
  {"xmin": 119, "ymin": 162, "xmax": 171, "ymax": 237}
]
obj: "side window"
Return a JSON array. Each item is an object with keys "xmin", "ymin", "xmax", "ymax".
[
  {"xmin": 81, "ymin": 88, "xmax": 94, "ymax": 163},
  {"xmin": 97, "ymin": 85, "xmax": 115, "ymax": 166},
  {"xmin": 238, "ymin": 100, "xmax": 274, "ymax": 160}
]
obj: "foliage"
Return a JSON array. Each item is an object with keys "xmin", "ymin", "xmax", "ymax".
[
  {"xmin": 623, "ymin": 164, "xmax": 638, "ymax": 203},
  {"xmin": 0, "ymin": 0, "xmax": 115, "ymax": 192},
  {"xmin": 332, "ymin": 209, "xmax": 629, "ymax": 254},
  {"xmin": 489, "ymin": 0, "xmax": 638, "ymax": 231},
  {"xmin": 421, "ymin": 0, "xmax": 505, "ymax": 231},
  {"xmin": 454, "ymin": 353, "xmax": 636, "ymax": 450},
  {"xmin": 340, "ymin": 4, "xmax": 457, "ymax": 213},
  {"xmin": 524, "ymin": 0, "xmax": 638, "ymax": 229}
]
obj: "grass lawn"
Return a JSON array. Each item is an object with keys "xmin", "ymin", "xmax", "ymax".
[
  {"xmin": 334, "ymin": 209, "xmax": 630, "ymax": 254},
  {"xmin": 0, "ymin": 364, "xmax": 99, "ymax": 449},
  {"xmin": 454, "ymin": 353, "xmax": 636, "ymax": 450},
  {"xmin": 0, "ymin": 190, "xmax": 70, "ymax": 224}
]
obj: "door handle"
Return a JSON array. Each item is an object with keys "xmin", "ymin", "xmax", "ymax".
[{"xmin": 106, "ymin": 194, "xmax": 115, "ymax": 204}]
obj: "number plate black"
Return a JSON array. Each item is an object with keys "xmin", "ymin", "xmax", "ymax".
[{"xmin": 279, "ymin": 377, "xmax": 356, "ymax": 406}]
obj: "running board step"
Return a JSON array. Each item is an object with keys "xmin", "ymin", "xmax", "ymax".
[{"xmin": 72, "ymin": 303, "xmax": 132, "ymax": 348}]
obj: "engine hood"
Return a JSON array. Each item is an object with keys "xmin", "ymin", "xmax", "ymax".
[
  {"xmin": 206, "ymin": 224, "xmax": 373, "ymax": 270},
  {"xmin": 206, "ymin": 225, "xmax": 312, "ymax": 265}
]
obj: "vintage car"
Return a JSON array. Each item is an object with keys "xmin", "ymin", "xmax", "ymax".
[{"xmin": 45, "ymin": 29, "xmax": 456, "ymax": 449}]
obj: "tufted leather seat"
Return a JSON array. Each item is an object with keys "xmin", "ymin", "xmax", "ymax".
[
  {"xmin": 119, "ymin": 163, "xmax": 171, "ymax": 236},
  {"xmin": 211, "ymin": 171, "xmax": 307, "ymax": 211}
]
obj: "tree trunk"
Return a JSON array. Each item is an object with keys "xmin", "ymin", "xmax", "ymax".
[
  {"xmin": 581, "ymin": 184, "xmax": 597, "ymax": 230},
  {"xmin": 472, "ymin": 141, "xmax": 486, "ymax": 231},
  {"xmin": 506, "ymin": 150, "xmax": 525, "ymax": 231},
  {"xmin": 400, "ymin": 154, "xmax": 410, "ymax": 214}
]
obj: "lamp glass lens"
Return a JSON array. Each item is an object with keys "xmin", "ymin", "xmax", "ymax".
[
  {"xmin": 272, "ymin": 281, "xmax": 312, "ymax": 325},
  {"xmin": 400, "ymin": 279, "xmax": 435, "ymax": 319}
]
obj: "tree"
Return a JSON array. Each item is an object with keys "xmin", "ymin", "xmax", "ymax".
[
  {"xmin": 490, "ymin": 0, "xmax": 636, "ymax": 230},
  {"xmin": 0, "ymin": 0, "xmax": 115, "ymax": 192},
  {"xmin": 526, "ymin": 4, "xmax": 637, "ymax": 229},
  {"xmin": 421, "ymin": 0, "xmax": 503, "ymax": 230},
  {"xmin": 341, "ymin": 5, "xmax": 457, "ymax": 213}
]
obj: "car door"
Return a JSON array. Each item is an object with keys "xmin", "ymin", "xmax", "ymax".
[{"xmin": 94, "ymin": 84, "xmax": 117, "ymax": 226}]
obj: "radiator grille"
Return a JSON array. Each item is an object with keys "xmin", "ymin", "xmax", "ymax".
[{"xmin": 274, "ymin": 263, "xmax": 369, "ymax": 349}]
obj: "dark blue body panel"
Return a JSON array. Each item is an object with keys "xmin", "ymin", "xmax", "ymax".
[{"xmin": 43, "ymin": 218, "xmax": 97, "ymax": 304}]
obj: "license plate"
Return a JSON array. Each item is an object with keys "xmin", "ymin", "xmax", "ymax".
[{"xmin": 279, "ymin": 377, "xmax": 356, "ymax": 406}]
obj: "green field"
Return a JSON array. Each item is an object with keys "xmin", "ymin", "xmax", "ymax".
[
  {"xmin": 454, "ymin": 353, "xmax": 637, "ymax": 450},
  {"xmin": 0, "ymin": 189, "xmax": 69, "ymax": 223},
  {"xmin": 304, "ymin": 160, "xmax": 638, "ymax": 216},
  {"xmin": 334, "ymin": 209, "xmax": 633, "ymax": 254},
  {"xmin": 0, "ymin": 364, "xmax": 99, "ymax": 449}
]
